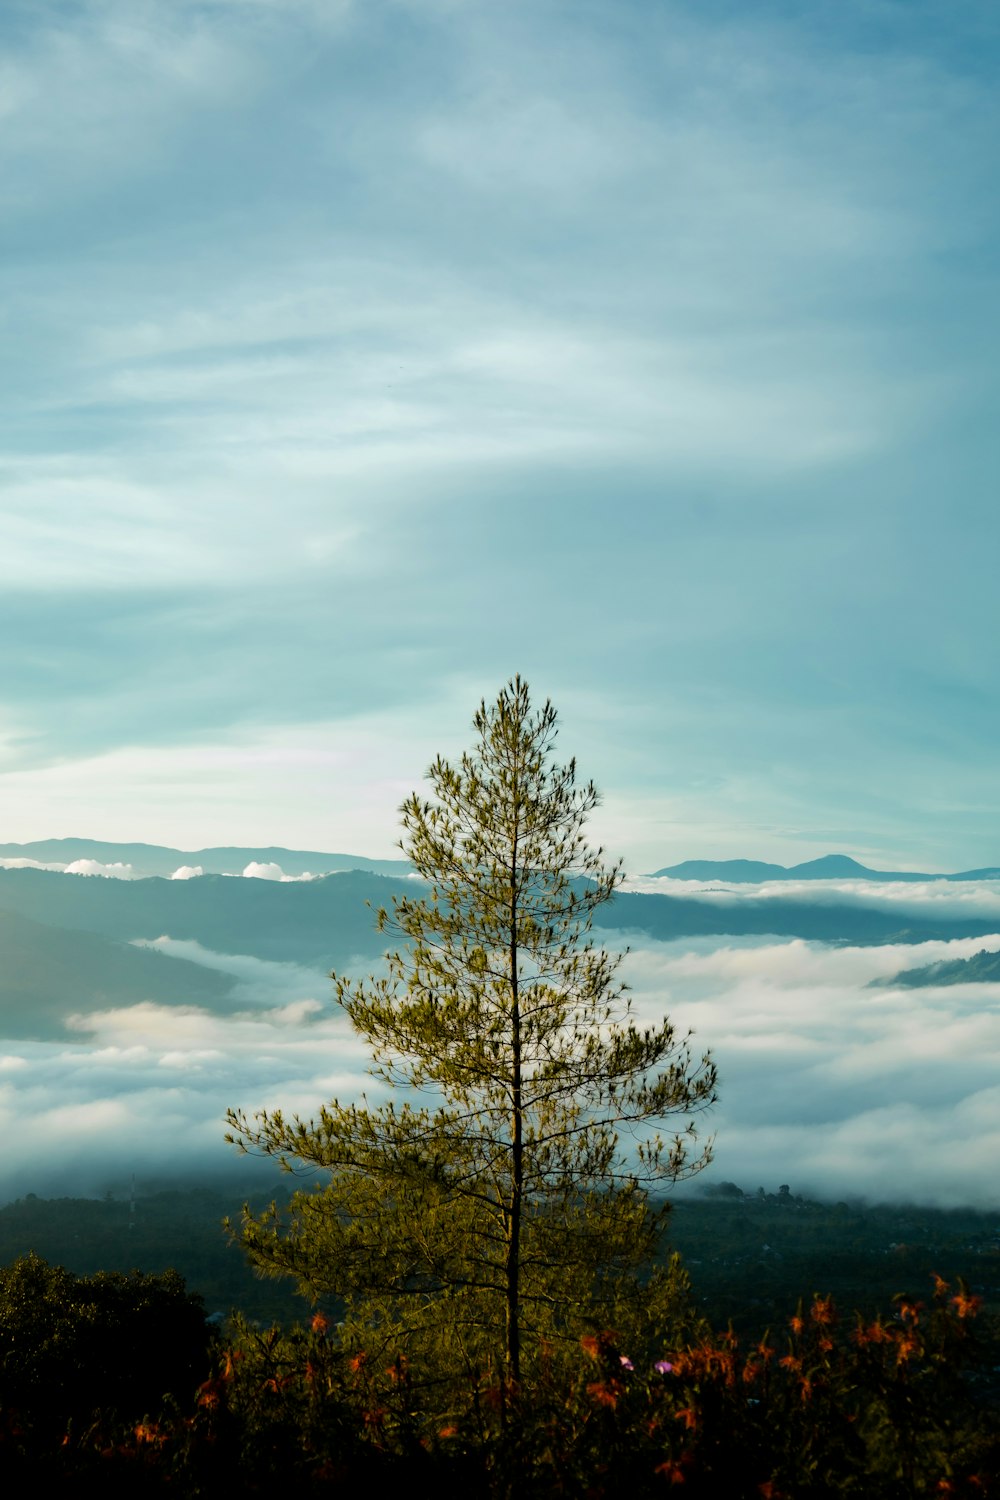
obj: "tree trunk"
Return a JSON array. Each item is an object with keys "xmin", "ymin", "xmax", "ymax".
[{"xmin": 505, "ymin": 823, "xmax": 522, "ymax": 1386}]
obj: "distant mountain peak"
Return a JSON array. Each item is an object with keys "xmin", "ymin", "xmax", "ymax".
[
  {"xmin": 789, "ymin": 854, "xmax": 868, "ymax": 875},
  {"xmin": 650, "ymin": 854, "xmax": 999, "ymax": 884}
]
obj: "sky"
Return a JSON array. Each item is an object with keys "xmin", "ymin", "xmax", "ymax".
[{"xmin": 2, "ymin": 0, "xmax": 999, "ymax": 873}]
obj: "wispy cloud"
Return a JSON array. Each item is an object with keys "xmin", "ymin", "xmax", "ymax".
[{"xmin": 1, "ymin": 0, "xmax": 997, "ymax": 869}]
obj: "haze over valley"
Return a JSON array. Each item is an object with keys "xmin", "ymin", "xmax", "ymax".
[{"xmin": 1, "ymin": 840, "xmax": 998, "ymax": 1210}]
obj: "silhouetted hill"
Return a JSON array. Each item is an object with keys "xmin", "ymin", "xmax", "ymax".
[
  {"xmin": 652, "ymin": 854, "xmax": 1000, "ymax": 883},
  {"xmin": 0, "ymin": 907, "xmax": 235, "ymax": 1038},
  {"xmin": 1, "ymin": 868, "xmax": 997, "ymax": 982},
  {"xmin": 595, "ymin": 891, "xmax": 999, "ymax": 945},
  {"xmin": 877, "ymin": 946, "xmax": 1000, "ymax": 989},
  {"xmin": 0, "ymin": 837, "xmax": 411, "ymax": 879},
  {"xmin": 651, "ymin": 859, "xmax": 790, "ymax": 882},
  {"xmin": 0, "ymin": 867, "xmax": 403, "ymax": 968}
]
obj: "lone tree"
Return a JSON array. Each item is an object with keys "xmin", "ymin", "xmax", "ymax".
[{"xmin": 226, "ymin": 678, "xmax": 716, "ymax": 1387}]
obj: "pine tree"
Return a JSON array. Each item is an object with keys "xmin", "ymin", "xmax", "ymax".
[{"xmin": 226, "ymin": 677, "xmax": 716, "ymax": 1388}]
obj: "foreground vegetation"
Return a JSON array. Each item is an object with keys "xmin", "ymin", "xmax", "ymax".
[{"xmin": 0, "ymin": 1250, "xmax": 997, "ymax": 1496}]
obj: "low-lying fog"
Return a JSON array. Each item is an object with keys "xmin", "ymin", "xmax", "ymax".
[{"xmin": 1, "ymin": 919, "xmax": 998, "ymax": 1209}]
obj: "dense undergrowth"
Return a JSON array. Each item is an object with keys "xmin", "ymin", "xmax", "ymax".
[{"xmin": 1, "ymin": 1253, "xmax": 997, "ymax": 1495}]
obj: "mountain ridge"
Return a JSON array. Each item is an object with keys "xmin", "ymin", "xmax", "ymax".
[
  {"xmin": 0, "ymin": 906, "xmax": 235, "ymax": 1038},
  {"xmin": 0, "ymin": 838, "xmax": 411, "ymax": 879},
  {"xmin": 876, "ymin": 946, "xmax": 1000, "ymax": 990},
  {"xmin": 5, "ymin": 840, "xmax": 998, "ymax": 886},
  {"xmin": 652, "ymin": 854, "xmax": 1000, "ymax": 883}
]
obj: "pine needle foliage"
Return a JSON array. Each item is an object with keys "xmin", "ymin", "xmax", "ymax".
[{"xmin": 226, "ymin": 677, "xmax": 717, "ymax": 1389}]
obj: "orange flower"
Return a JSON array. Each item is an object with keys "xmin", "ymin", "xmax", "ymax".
[
  {"xmin": 932, "ymin": 1275, "xmax": 950, "ymax": 1300},
  {"xmin": 586, "ymin": 1380, "xmax": 621, "ymax": 1409},
  {"xmin": 581, "ymin": 1330, "xmax": 619, "ymax": 1361},
  {"xmin": 674, "ymin": 1405, "xmax": 698, "ymax": 1431},
  {"xmin": 810, "ymin": 1295, "xmax": 835, "ymax": 1326},
  {"xmin": 952, "ymin": 1292, "xmax": 982, "ymax": 1320},
  {"xmin": 311, "ymin": 1312, "xmax": 330, "ymax": 1335},
  {"xmin": 654, "ymin": 1460, "xmax": 688, "ymax": 1484},
  {"xmin": 853, "ymin": 1319, "xmax": 893, "ymax": 1347},
  {"xmin": 789, "ymin": 1315, "xmax": 804, "ymax": 1335},
  {"xmin": 439, "ymin": 1425, "xmax": 459, "ymax": 1439}
]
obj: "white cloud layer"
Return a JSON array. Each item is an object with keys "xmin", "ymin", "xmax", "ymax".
[
  {"xmin": 617, "ymin": 932, "xmax": 1000, "ymax": 1208},
  {"xmin": 623, "ymin": 875, "xmax": 1000, "ymax": 923},
  {"xmin": 0, "ymin": 931, "xmax": 998, "ymax": 1208},
  {"xmin": 0, "ymin": 944, "xmax": 385, "ymax": 1198},
  {"xmin": 241, "ymin": 861, "xmax": 317, "ymax": 882},
  {"xmin": 0, "ymin": 857, "xmax": 135, "ymax": 878}
]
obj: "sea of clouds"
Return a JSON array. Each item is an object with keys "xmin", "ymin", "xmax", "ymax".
[
  {"xmin": 0, "ymin": 914, "xmax": 998, "ymax": 1207},
  {"xmin": 618, "ymin": 931, "xmax": 1000, "ymax": 1208},
  {"xmin": 623, "ymin": 874, "xmax": 1000, "ymax": 924}
]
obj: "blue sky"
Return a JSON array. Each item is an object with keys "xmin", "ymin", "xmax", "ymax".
[{"xmin": 2, "ymin": 0, "xmax": 998, "ymax": 872}]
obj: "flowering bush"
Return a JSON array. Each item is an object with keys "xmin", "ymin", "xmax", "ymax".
[{"xmin": 0, "ymin": 1267, "xmax": 996, "ymax": 1495}]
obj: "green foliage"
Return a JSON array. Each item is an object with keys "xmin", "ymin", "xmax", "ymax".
[
  {"xmin": 0, "ymin": 1186, "xmax": 321, "ymax": 1325},
  {"xmin": 227, "ymin": 677, "xmax": 716, "ymax": 1387},
  {"xmin": 0, "ymin": 1253, "xmax": 214, "ymax": 1428},
  {"xmin": 663, "ymin": 1190, "xmax": 1000, "ymax": 1344}
]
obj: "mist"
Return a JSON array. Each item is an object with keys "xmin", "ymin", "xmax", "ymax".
[{"xmin": 1, "ymin": 927, "xmax": 998, "ymax": 1208}]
